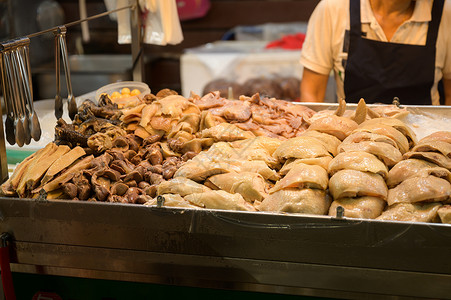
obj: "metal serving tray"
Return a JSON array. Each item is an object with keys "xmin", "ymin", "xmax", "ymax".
[{"xmin": 0, "ymin": 104, "xmax": 450, "ymax": 299}]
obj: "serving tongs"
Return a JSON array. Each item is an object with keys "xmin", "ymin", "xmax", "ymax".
[
  {"xmin": 0, "ymin": 37, "xmax": 41, "ymax": 146},
  {"xmin": 54, "ymin": 26, "xmax": 77, "ymax": 120}
]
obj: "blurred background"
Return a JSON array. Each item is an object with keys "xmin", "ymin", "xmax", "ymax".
[{"xmin": 0, "ymin": 0, "xmax": 333, "ymax": 102}]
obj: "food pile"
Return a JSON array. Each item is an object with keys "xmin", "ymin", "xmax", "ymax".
[{"xmin": 1, "ymin": 86, "xmax": 450, "ymax": 224}]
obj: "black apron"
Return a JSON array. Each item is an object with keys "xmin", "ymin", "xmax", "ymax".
[{"xmin": 344, "ymin": 0, "xmax": 445, "ymax": 105}]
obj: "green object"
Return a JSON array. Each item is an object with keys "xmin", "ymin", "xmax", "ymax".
[{"xmin": 6, "ymin": 149, "xmax": 36, "ymax": 164}]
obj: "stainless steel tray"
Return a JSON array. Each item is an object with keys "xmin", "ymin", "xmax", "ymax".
[
  {"xmin": 1, "ymin": 104, "xmax": 450, "ymax": 299},
  {"xmin": 1, "ymin": 197, "xmax": 451, "ymax": 299}
]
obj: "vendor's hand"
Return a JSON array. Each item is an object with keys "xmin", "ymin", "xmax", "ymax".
[{"xmin": 300, "ymin": 67, "xmax": 329, "ymax": 102}]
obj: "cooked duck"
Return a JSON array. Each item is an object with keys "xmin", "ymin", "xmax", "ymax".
[
  {"xmin": 328, "ymin": 151, "xmax": 388, "ymax": 178},
  {"xmin": 387, "ymin": 175, "xmax": 451, "ymax": 206},
  {"xmin": 257, "ymin": 188, "xmax": 331, "ymax": 215},
  {"xmin": 185, "ymin": 190, "xmax": 256, "ymax": 211},
  {"xmin": 301, "ymin": 130, "xmax": 341, "ymax": 156},
  {"xmin": 270, "ymin": 163, "xmax": 328, "ymax": 193},
  {"xmin": 206, "ymin": 172, "xmax": 268, "ymax": 202},
  {"xmin": 307, "ymin": 115, "xmax": 358, "ymax": 140},
  {"xmin": 337, "ymin": 141, "xmax": 402, "ymax": 167},
  {"xmin": 437, "ymin": 205, "xmax": 451, "ymax": 224},
  {"xmin": 329, "ymin": 170, "xmax": 388, "ymax": 200},
  {"xmin": 145, "ymin": 194, "xmax": 200, "ymax": 209},
  {"xmin": 387, "ymin": 159, "xmax": 450, "ymax": 188},
  {"xmin": 157, "ymin": 177, "xmax": 211, "ymax": 196},
  {"xmin": 273, "ymin": 136, "xmax": 331, "ymax": 162},
  {"xmin": 377, "ymin": 202, "xmax": 441, "ymax": 223},
  {"xmin": 328, "ymin": 196, "xmax": 386, "ymax": 219}
]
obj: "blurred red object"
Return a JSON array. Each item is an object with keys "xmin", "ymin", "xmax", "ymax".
[
  {"xmin": 176, "ymin": 0, "xmax": 211, "ymax": 21},
  {"xmin": 265, "ymin": 33, "xmax": 306, "ymax": 50}
]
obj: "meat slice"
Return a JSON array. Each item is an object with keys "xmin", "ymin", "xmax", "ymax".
[
  {"xmin": 328, "ymin": 196, "xmax": 386, "ymax": 219},
  {"xmin": 184, "ymin": 190, "xmax": 256, "ymax": 211},
  {"xmin": 387, "ymin": 175, "xmax": 451, "ymax": 206},
  {"xmin": 338, "ymin": 141, "xmax": 402, "ymax": 167},
  {"xmin": 157, "ymin": 177, "xmax": 211, "ymax": 196},
  {"xmin": 419, "ymin": 131, "xmax": 451, "ymax": 145},
  {"xmin": 41, "ymin": 146, "xmax": 86, "ymax": 184},
  {"xmin": 207, "ymin": 172, "xmax": 268, "ymax": 203},
  {"xmin": 270, "ymin": 163, "xmax": 328, "ymax": 193},
  {"xmin": 354, "ymin": 124, "xmax": 409, "ymax": 154},
  {"xmin": 403, "ymin": 151, "xmax": 451, "ymax": 170},
  {"xmin": 273, "ymin": 136, "xmax": 331, "ymax": 161},
  {"xmin": 342, "ymin": 131, "xmax": 399, "ymax": 150},
  {"xmin": 201, "ymin": 123, "xmax": 255, "ymax": 142},
  {"xmin": 301, "ymin": 130, "xmax": 341, "ymax": 156},
  {"xmin": 256, "ymin": 188, "xmax": 331, "ymax": 215},
  {"xmin": 358, "ymin": 117, "xmax": 417, "ymax": 147},
  {"xmin": 411, "ymin": 141, "xmax": 451, "ymax": 158},
  {"xmin": 1, "ymin": 150, "xmax": 40, "ymax": 196},
  {"xmin": 307, "ymin": 115, "xmax": 358, "ymax": 140},
  {"xmin": 328, "ymin": 151, "xmax": 388, "ymax": 178},
  {"xmin": 377, "ymin": 202, "xmax": 442, "ymax": 223},
  {"xmin": 329, "ymin": 170, "xmax": 388, "ymax": 200},
  {"xmin": 279, "ymin": 156, "xmax": 333, "ymax": 174},
  {"xmin": 387, "ymin": 159, "xmax": 450, "ymax": 188},
  {"xmin": 437, "ymin": 205, "xmax": 451, "ymax": 224}
]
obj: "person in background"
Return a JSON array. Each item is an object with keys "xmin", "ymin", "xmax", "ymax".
[{"xmin": 299, "ymin": 0, "xmax": 451, "ymax": 105}]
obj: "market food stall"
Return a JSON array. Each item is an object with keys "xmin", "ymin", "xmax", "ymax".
[{"xmin": 1, "ymin": 2, "xmax": 451, "ymax": 300}]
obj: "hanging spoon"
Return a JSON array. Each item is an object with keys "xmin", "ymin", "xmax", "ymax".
[
  {"xmin": 0, "ymin": 52, "xmax": 15, "ymax": 145},
  {"xmin": 59, "ymin": 27, "xmax": 77, "ymax": 120}
]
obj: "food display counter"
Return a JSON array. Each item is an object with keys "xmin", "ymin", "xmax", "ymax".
[{"xmin": 0, "ymin": 102, "xmax": 450, "ymax": 299}]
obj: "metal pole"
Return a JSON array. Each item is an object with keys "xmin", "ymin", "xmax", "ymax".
[{"xmin": 130, "ymin": 0, "xmax": 143, "ymax": 82}]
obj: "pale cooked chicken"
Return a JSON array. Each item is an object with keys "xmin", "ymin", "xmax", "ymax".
[
  {"xmin": 257, "ymin": 188, "xmax": 331, "ymax": 215},
  {"xmin": 412, "ymin": 141, "xmax": 451, "ymax": 158},
  {"xmin": 328, "ymin": 196, "xmax": 386, "ymax": 219},
  {"xmin": 301, "ymin": 130, "xmax": 341, "ymax": 156},
  {"xmin": 358, "ymin": 117, "xmax": 417, "ymax": 147},
  {"xmin": 387, "ymin": 159, "xmax": 450, "ymax": 188},
  {"xmin": 328, "ymin": 151, "xmax": 388, "ymax": 178},
  {"xmin": 387, "ymin": 175, "xmax": 451, "ymax": 206},
  {"xmin": 377, "ymin": 202, "xmax": 442, "ymax": 223},
  {"xmin": 270, "ymin": 163, "xmax": 328, "ymax": 193},
  {"xmin": 419, "ymin": 131, "xmax": 451, "ymax": 145},
  {"xmin": 230, "ymin": 136, "xmax": 282, "ymax": 156},
  {"xmin": 157, "ymin": 177, "xmax": 211, "ymax": 196},
  {"xmin": 403, "ymin": 151, "xmax": 451, "ymax": 170},
  {"xmin": 307, "ymin": 115, "xmax": 358, "ymax": 140},
  {"xmin": 206, "ymin": 172, "xmax": 268, "ymax": 202},
  {"xmin": 338, "ymin": 141, "xmax": 402, "ymax": 167},
  {"xmin": 354, "ymin": 124, "xmax": 409, "ymax": 154},
  {"xmin": 201, "ymin": 123, "xmax": 255, "ymax": 142},
  {"xmin": 273, "ymin": 136, "xmax": 331, "ymax": 162},
  {"xmin": 341, "ymin": 131, "xmax": 399, "ymax": 150},
  {"xmin": 329, "ymin": 170, "xmax": 388, "ymax": 200},
  {"xmin": 184, "ymin": 190, "xmax": 256, "ymax": 211},
  {"xmin": 437, "ymin": 205, "xmax": 451, "ymax": 224},
  {"xmin": 279, "ymin": 156, "xmax": 333, "ymax": 174},
  {"xmin": 145, "ymin": 193, "xmax": 200, "ymax": 209}
]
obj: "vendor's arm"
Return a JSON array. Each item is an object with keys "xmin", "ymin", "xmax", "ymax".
[
  {"xmin": 444, "ymin": 78, "xmax": 451, "ymax": 105},
  {"xmin": 300, "ymin": 68, "xmax": 329, "ymax": 102}
]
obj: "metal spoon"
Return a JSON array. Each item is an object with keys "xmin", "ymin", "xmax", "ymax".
[
  {"xmin": 54, "ymin": 29, "xmax": 63, "ymax": 119},
  {"xmin": 58, "ymin": 28, "xmax": 77, "ymax": 120},
  {"xmin": 0, "ymin": 52, "xmax": 16, "ymax": 145}
]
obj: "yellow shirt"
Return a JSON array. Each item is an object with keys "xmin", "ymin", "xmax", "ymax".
[{"xmin": 300, "ymin": 0, "xmax": 451, "ymax": 105}]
